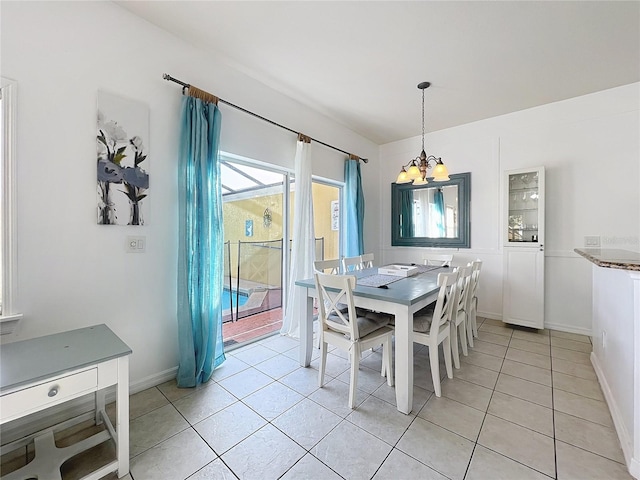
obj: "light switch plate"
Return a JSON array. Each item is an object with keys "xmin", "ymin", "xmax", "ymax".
[{"xmin": 126, "ymin": 235, "xmax": 146, "ymax": 253}]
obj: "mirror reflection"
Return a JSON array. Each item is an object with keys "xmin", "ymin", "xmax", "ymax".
[
  {"xmin": 392, "ymin": 172, "xmax": 470, "ymax": 248},
  {"xmin": 400, "ymin": 185, "xmax": 459, "ymax": 238}
]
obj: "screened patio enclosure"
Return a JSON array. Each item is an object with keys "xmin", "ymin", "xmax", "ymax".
[{"xmin": 220, "ymin": 156, "xmax": 341, "ymax": 346}]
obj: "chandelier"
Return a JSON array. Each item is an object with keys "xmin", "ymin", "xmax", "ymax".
[{"xmin": 396, "ymin": 82, "xmax": 450, "ymax": 185}]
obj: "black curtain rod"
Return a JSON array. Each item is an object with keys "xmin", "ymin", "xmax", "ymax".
[{"xmin": 162, "ymin": 73, "xmax": 368, "ymax": 163}]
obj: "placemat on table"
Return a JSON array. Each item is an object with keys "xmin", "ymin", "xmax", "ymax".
[
  {"xmin": 357, "ymin": 274, "xmax": 403, "ymax": 288},
  {"xmin": 414, "ymin": 264, "xmax": 444, "ymax": 273}
]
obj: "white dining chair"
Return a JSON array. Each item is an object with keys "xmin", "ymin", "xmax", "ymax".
[
  {"xmin": 312, "ymin": 259, "xmax": 343, "ymax": 348},
  {"xmin": 422, "ymin": 253, "xmax": 454, "ymax": 267},
  {"xmin": 450, "ymin": 265, "xmax": 472, "ymax": 368},
  {"xmin": 315, "ymin": 272, "xmax": 394, "ymax": 408},
  {"xmin": 360, "ymin": 253, "xmax": 375, "ymax": 268},
  {"xmin": 413, "ymin": 269, "xmax": 459, "ymax": 397},
  {"xmin": 466, "ymin": 259, "xmax": 482, "ymax": 345},
  {"xmin": 341, "ymin": 255, "xmax": 363, "ymax": 272},
  {"xmin": 314, "ymin": 259, "xmax": 341, "ymax": 274}
]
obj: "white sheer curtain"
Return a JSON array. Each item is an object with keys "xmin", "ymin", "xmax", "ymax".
[{"xmin": 281, "ymin": 137, "xmax": 315, "ymax": 338}]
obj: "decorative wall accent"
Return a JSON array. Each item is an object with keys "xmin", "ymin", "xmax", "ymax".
[
  {"xmin": 97, "ymin": 91, "xmax": 149, "ymax": 225},
  {"xmin": 263, "ymin": 208, "xmax": 272, "ymax": 228}
]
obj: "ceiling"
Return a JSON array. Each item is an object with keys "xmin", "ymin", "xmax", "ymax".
[{"xmin": 117, "ymin": 1, "xmax": 640, "ymax": 145}]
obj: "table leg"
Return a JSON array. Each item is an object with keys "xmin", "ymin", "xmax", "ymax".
[
  {"xmin": 116, "ymin": 355, "xmax": 130, "ymax": 477},
  {"xmin": 299, "ymin": 287, "xmax": 314, "ymax": 367},
  {"xmin": 395, "ymin": 310, "xmax": 413, "ymax": 414}
]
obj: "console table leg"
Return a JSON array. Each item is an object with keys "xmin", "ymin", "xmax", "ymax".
[
  {"xmin": 95, "ymin": 390, "xmax": 106, "ymax": 425},
  {"xmin": 116, "ymin": 355, "xmax": 129, "ymax": 477}
]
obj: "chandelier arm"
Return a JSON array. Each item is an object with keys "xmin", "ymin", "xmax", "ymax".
[{"xmin": 401, "ymin": 156, "xmax": 422, "ymax": 168}]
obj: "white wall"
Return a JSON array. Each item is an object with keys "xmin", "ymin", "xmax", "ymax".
[
  {"xmin": 1, "ymin": 1, "xmax": 380, "ymax": 388},
  {"xmin": 380, "ymin": 83, "xmax": 640, "ymax": 334}
]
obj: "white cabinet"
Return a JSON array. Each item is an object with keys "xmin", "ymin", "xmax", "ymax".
[{"xmin": 502, "ymin": 166, "xmax": 545, "ymax": 329}]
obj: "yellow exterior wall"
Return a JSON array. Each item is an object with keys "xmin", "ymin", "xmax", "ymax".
[
  {"xmin": 222, "ymin": 183, "xmax": 339, "ymax": 284},
  {"xmin": 310, "ymin": 183, "xmax": 340, "ymax": 261}
]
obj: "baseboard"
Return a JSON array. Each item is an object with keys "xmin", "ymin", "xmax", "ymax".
[
  {"xmin": 130, "ymin": 366, "xmax": 178, "ymax": 394},
  {"xmin": 544, "ymin": 322, "xmax": 592, "ymax": 336},
  {"xmin": 631, "ymin": 458, "xmax": 640, "ymax": 480},
  {"xmin": 479, "ymin": 311, "xmax": 593, "ymax": 336},
  {"xmin": 1, "ymin": 366, "xmax": 179, "ymax": 445},
  {"xmin": 591, "ymin": 352, "xmax": 636, "ymax": 478},
  {"xmin": 478, "ymin": 311, "xmax": 502, "ymax": 321}
]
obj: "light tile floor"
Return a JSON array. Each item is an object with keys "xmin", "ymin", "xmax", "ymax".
[{"xmin": 1, "ymin": 318, "xmax": 634, "ymax": 480}]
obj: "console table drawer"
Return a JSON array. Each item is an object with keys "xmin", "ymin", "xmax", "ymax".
[{"xmin": 0, "ymin": 368, "xmax": 98, "ymax": 422}]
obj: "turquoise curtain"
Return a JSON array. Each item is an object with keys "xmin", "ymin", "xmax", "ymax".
[
  {"xmin": 400, "ymin": 189, "xmax": 414, "ymax": 238},
  {"xmin": 434, "ymin": 187, "xmax": 445, "ymax": 237},
  {"xmin": 343, "ymin": 159, "xmax": 365, "ymax": 257},
  {"xmin": 176, "ymin": 96, "xmax": 225, "ymax": 388}
]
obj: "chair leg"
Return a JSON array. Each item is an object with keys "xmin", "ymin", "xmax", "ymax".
[
  {"xmin": 450, "ymin": 322, "xmax": 460, "ymax": 369},
  {"xmin": 459, "ymin": 321, "xmax": 468, "ymax": 357},
  {"xmin": 349, "ymin": 348, "xmax": 359, "ymax": 409},
  {"xmin": 318, "ymin": 339, "xmax": 328, "ymax": 387},
  {"xmin": 384, "ymin": 338, "xmax": 394, "ymax": 387},
  {"xmin": 314, "ymin": 314, "xmax": 321, "ymax": 349},
  {"xmin": 466, "ymin": 313, "xmax": 475, "ymax": 348},
  {"xmin": 429, "ymin": 343, "xmax": 441, "ymax": 397},
  {"xmin": 443, "ymin": 335, "xmax": 453, "ymax": 379},
  {"xmin": 472, "ymin": 299, "xmax": 479, "ymax": 337}
]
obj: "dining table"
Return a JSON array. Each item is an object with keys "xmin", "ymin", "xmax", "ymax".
[{"xmin": 295, "ymin": 265, "xmax": 446, "ymax": 414}]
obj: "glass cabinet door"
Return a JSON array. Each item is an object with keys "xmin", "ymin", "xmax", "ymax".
[{"xmin": 504, "ymin": 167, "xmax": 545, "ymax": 246}]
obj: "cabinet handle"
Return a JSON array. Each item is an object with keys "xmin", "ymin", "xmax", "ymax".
[{"xmin": 48, "ymin": 386, "xmax": 59, "ymax": 397}]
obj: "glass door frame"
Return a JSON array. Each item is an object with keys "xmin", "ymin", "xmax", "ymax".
[
  {"xmin": 219, "ymin": 152, "xmax": 292, "ymax": 321},
  {"xmin": 219, "ymin": 152, "xmax": 345, "ymax": 320}
]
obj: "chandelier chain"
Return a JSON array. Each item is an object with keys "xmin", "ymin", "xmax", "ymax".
[{"xmin": 421, "ymin": 88, "xmax": 425, "ymax": 152}]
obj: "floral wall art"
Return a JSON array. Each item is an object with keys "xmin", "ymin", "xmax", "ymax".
[{"xmin": 97, "ymin": 90, "xmax": 149, "ymax": 225}]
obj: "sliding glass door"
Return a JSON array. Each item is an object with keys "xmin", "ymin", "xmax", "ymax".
[
  {"xmin": 221, "ymin": 156, "xmax": 288, "ymax": 328},
  {"xmin": 220, "ymin": 153, "xmax": 343, "ymax": 347}
]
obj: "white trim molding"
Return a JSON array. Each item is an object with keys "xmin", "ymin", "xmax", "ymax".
[{"xmin": 1, "ymin": 77, "xmax": 21, "ymax": 334}]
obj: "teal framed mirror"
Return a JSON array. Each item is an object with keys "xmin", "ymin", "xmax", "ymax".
[{"xmin": 391, "ymin": 172, "xmax": 471, "ymax": 248}]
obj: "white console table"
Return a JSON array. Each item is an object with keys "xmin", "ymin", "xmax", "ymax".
[{"xmin": 0, "ymin": 324, "xmax": 132, "ymax": 479}]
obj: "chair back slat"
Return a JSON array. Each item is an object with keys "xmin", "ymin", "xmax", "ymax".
[
  {"xmin": 360, "ymin": 253, "xmax": 374, "ymax": 268},
  {"xmin": 342, "ymin": 256, "xmax": 363, "ymax": 273},
  {"xmin": 429, "ymin": 270, "xmax": 459, "ymax": 335},
  {"xmin": 455, "ymin": 265, "xmax": 473, "ymax": 315},
  {"xmin": 314, "ymin": 259, "xmax": 341, "ymax": 274},
  {"xmin": 466, "ymin": 259, "xmax": 482, "ymax": 310},
  {"xmin": 315, "ymin": 272, "xmax": 359, "ymax": 341},
  {"xmin": 423, "ymin": 254, "xmax": 454, "ymax": 267},
  {"xmin": 471, "ymin": 259, "xmax": 482, "ymax": 298}
]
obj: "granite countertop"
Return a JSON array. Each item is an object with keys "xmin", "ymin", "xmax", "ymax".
[{"xmin": 574, "ymin": 248, "xmax": 640, "ymax": 271}]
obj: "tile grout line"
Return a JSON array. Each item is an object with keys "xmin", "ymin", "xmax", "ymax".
[
  {"xmin": 460, "ymin": 324, "xmax": 510, "ymax": 480},
  {"xmin": 469, "ymin": 324, "xmax": 560, "ymax": 479},
  {"xmin": 365, "ymin": 396, "xmax": 429, "ymax": 480},
  {"xmin": 147, "ymin": 326, "xmax": 561, "ymax": 479},
  {"xmin": 549, "ymin": 330, "xmax": 559, "ymax": 480}
]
